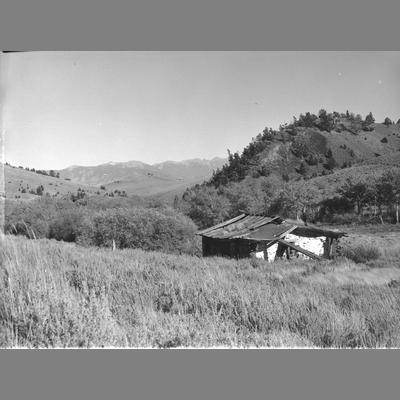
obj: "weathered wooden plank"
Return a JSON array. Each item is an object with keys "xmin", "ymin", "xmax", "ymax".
[
  {"xmin": 240, "ymin": 224, "xmax": 298, "ymax": 242},
  {"xmin": 248, "ymin": 216, "xmax": 282, "ymax": 231},
  {"xmin": 206, "ymin": 216, "xmax": 266, "ymax": 239},
  {"xmin": 197, "ymin": 214, "xmax": 246, "ymax": 235}
]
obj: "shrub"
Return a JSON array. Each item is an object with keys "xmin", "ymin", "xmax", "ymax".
[
  {"xmin": 5, "ymin": 197, "xmax": 200, "ymax": 255},
  {"xmin": 290, "ymin": 137, "xmax": 311, "ymax": 158},
  {"xmin": 317, "ymin": 198, "xmax": 354, "ymax": 222},
  {"xmin": 36, "ymin": 185, "xmax": 44, "ymax": 196},
  {"xmin": 305, "ymin": 154, "xmax": 318, "ymax": 166},
  {"xmin": 4, "ymin": 198, "xmax": 71, "ymax": 238},
  {"xmin": 49, "ymin": 208, "xmax": 89, "ymax": 242},
  {"xmin": 339, "ymin": 243, "xmax": 381, "ymax": 264},
  {"xmin": 77, "ymin": 207, "xmax": 199, "ymax": 255}
]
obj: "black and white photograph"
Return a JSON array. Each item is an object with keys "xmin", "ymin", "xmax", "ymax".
[{"xmin": 1, "ymin": 51, "xmax": 400, "ymax": 348}]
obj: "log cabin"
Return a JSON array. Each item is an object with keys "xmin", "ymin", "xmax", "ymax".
[{"xmin": 197, "ymin": 214, "xmax": 346, "ymax": 261}]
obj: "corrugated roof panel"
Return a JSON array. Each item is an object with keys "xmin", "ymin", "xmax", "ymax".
[
  {"xmin": 216, "ymin": 221, "xmax": 263, "ymax": 239},
  {"xmin": 204, "ymin": 218, "xmax": 253, "ymax": 238},
  {"xmin": 197, "ymin": 213, "xmax": 246, "ymax": 235},
  {"xmin": 243, "ymin": 223, "xmax": 295, "ymax": 240},
  {"xmin": 201, "ymin": 215, "xmax": 278, "ymax": 239},
  {"xmin": 198, "ymin": 214, "xmax": 347, "ymax": 240}
]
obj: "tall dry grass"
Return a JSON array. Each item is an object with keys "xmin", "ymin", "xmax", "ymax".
[
  {"xmin": 1, "ymin": 235, "xmax": 400, "ymax": 348},
  {"xmin": 338, "ymin": 231, "xmax": 400, "ymax": 269}
]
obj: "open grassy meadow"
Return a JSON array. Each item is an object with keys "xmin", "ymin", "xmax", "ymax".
[{"xmin": 1, "ymin": 231, "xmax": 400, "ymax": 348}]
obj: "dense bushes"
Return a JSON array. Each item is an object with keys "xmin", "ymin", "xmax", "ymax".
[
  {"xmin": 181, "ymin": 176, "xmax": 284, "ymax": 228},
  {"xmin": 181, "ymin": 166, "xmax": 400, "ymax": 228},
  {"xmin": 181, "ymin": 185, "xmax": 231, "ymax": 229},
  {"xmin": 49, "ymin": 208, "xmax": 88, "ymax": 242},
  {"xmin": 5, "ymin": 197, "xmax": 200, "ymax": 255},
  {"xmin": 317, "ymin": 197, "xmax": 355, "ymax": 221},
  {"xmin": 77, "ymin": 207, "xmax": 199, "ymax": 255},
  {"xmin": 5, "ymin": 197, "xmax": 69, "ymax": 238}
]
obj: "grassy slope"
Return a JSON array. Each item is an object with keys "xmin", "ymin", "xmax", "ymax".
[
  {"xmin": 252, "ymin": 123, "xmax": 400, "ymax": 183},
  {"xmin": 323, "ymin": 123, "xmax": 400, "ymax": 164},
  {"xmin": 293, "ymin": 163, "xmax": 400, "ymax": 200},
  {"xmin": 1, "ymin": 234, "xmax": 400, "ymax": 348},
  {"xmin": 3, "ymin": 165, "xmax": 101, "ymax": 200}
]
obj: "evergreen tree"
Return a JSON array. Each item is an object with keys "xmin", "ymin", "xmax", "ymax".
[
  {"xmin": 318, "ymin": 109, "xmax": 334, "ymax": 132},
  {"xmin": 365, "ymin": 112, "xmax": 375, "ymax": 125},
  {"xmin": 36, "ymin": 185, "xmax": 44, "ymax": 196},
  {"xmin": 297, "ymin": 162, "xmax": 308, "ymax": 176},
  {"xmin": 384, "ymin": 117, "xmax": 392, "ymax": 126}
]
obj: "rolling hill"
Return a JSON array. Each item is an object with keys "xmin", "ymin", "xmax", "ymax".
[
  {"xmin": 59, "ymin": 157, "xmax": 227, "ymax": 198},
  {"xmin": 260, "ymin": 123, "xmax": 399, "ymax": 181},
  {"xmin": 182, "ymin": 113, "xmax": 400, "ymax": 228},
  {"xmin": 209, "ymin": 120, "xmax": 400, "ymax": 187},
  {"xmin": 2, "ymin": 164, "xmax": 100, "ymax": 201}
]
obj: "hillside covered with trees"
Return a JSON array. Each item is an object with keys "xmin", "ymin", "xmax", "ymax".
[{"xmin": 180, "ymin": 110, "xmax": 400, "ymax": 228}]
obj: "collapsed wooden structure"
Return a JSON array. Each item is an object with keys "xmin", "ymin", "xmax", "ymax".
[{"xmin": 197, "ymin": 214, "xmax": 346, "ymax": 261}]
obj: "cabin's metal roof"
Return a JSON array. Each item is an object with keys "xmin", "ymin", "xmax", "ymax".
[
  {"xmin": 197, "ymin": 214, "xmax": 282, "ymax": 239},
  {"xmin": 197, "ymin": 214, "xmax": 346, "ymax": 240}
]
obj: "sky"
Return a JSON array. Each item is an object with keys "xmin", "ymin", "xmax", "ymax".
[{"xmin": 1, "ymin": 51, "xmax": 400, "ymax": 170}]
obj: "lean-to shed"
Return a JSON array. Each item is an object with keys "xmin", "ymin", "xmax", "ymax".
[{"xmin": 197, "ymin": 214, "xmax": 346, "ymax": 261}]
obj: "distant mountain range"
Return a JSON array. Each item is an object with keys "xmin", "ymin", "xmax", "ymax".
[{"xmin": 59, "ymin": 157, "xmax": 227, "ymax": 198}]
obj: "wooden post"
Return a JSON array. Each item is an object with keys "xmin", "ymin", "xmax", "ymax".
[
  {"xmin": 323, "ymin": 238, "xmax": 330, "ymax": 258},
  {"xmin": 262, "ymin": 243, "xmax": 269, "ymax": 261},
  {"xmin": 331, "ymin": 238, "xmax": 338, "ymax": 259},
  {"xmin": 328, "ymin": 238, "xmax": 333, "ymax": 258},
  {"xmin": 329, "ymin": 238, "xmax": 333, "ymax": 258},
  {"xmin": 276, "ymin": 243, "xmax": 286, "ymax": 259},
  {"xmin": 112, "ymin": 239, "xmax": 116, "ymax": 251}
]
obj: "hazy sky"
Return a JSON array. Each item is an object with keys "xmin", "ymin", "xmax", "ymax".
[{"xmin": 2, "ymin": 51, "xmax": 399, "ymax": 169}]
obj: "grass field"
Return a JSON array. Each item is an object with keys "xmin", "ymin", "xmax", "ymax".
[{"xmin": 1, "ymin": 231, "xmax": 400, "ymax": 348}]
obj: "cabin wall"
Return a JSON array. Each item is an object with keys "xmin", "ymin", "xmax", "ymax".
[
  {"xmin": 284, "ymin": 233, "xmax": 325, "ymax": 259},
  {"xmin": 255, "ymin": 243, "xmax": 278, "ymax": 261},
  {"xmin": 255, "ymin": 251, "xmax": 264, "ymax": 259},
  {"xmin": 202, "ymin": 235, "xmax": 339, "ymax": 261},
  {"xmin": 266, "ymin": 243, "xmax": 279, "ymax": 261},
  {"xmin": 202, "ymin": 237, "xmax": 257, "ymax": 259}
]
